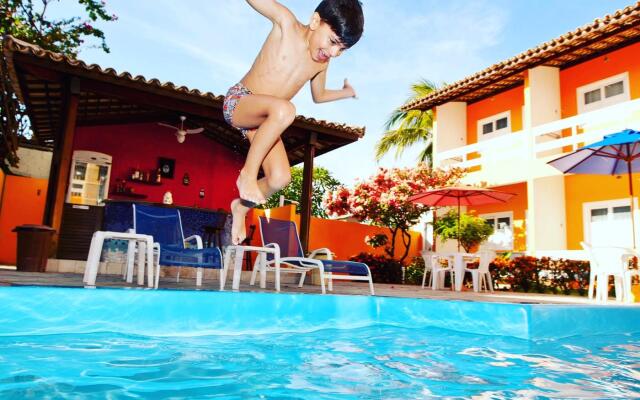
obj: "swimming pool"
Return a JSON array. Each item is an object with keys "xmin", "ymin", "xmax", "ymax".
[{"xmin": 1, "ymin": 287, "xmax": 639, "ymax": 398}]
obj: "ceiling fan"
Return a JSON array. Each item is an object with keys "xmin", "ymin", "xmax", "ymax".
[{"xmin": 158, "ymin": 116, "xmax": 204, "ymax": 143}]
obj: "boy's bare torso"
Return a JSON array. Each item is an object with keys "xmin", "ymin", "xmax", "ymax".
[{"xmin": 240, "ymin": 21, "xmax": 326, "ymax": 100}]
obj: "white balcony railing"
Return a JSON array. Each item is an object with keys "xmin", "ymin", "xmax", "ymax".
[{"xmin": 435, "ymin": 98, "xmax": 640, "ymax": 179}]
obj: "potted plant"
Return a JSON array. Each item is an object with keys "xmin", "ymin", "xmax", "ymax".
[{"xmin": 433, "ymin": 210, "xmax": 493, "ymax": 253}]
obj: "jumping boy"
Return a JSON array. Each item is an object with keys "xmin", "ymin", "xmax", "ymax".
[{"xmin": 224, "ymin": 0, "xmax": 364, "ymax": 245}]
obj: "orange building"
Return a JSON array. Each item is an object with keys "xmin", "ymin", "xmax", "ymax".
[{"xmin": 404, "ymin": 4, "xmax": 640, "ymax": 256}]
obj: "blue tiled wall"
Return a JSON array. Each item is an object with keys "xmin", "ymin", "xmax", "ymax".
[{"xmin": 103, "ymin": 201, "xmax": 231, "ymax": 246}]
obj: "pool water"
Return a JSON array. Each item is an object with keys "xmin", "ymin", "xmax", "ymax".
[
  {"xmin": 1, "ymin": 325, "xmax": 640, "ymax": 398},
  {"xmin": 1, "ymin": 287, "xmax": 639, "ymax": 399}
]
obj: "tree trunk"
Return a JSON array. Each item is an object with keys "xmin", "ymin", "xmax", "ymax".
[
  {"xmin": 386, "ymin": 227, "xmax": 397, "ymax": 258},
  {"xmin": 399, "ymin": 229, "xmax": 412, "ymax": 263}
]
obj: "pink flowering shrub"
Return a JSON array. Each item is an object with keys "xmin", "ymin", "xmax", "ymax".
[{"xmin": 325, "ymin": 164, "xmax": 466, "ymax": 263}]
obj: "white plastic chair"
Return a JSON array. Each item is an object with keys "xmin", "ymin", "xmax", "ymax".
[
  {"xmin": 420, "ymin": 251, "xmax": 434, "ymax": 289},
  {"xmin": 463, "ymin": 250, "xmax": 496, "ymax": 292},
  {"xmin": 580, "ymin": 241, "xmax": 599, "ymax": 300},
  {"xmin": 581, "ymin": 242, "xmax": 638, "ymax": 303},
  {"xmin": 422, "ymin": 251, "xmax": 454, "ymax": 290}
]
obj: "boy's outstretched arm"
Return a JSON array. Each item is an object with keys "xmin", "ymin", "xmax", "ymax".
[
  {"xmin": 310, "ymin": 69, "xmax": 357, "ymax": 103},
  {"xmin": 246, "ymin": 0, "xmax": 295, "ymax": 26}
]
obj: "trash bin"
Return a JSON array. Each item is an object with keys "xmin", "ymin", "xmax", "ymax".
[{"xmin": 12, "ymin": 225, "xmax": 56, "ymax": 272}]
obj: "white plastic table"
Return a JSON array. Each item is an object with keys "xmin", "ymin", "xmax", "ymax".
[
  {"xmin": 436, "ymin": 252, "xmax": 479, "ymax": 291},
  {"xmin": 223, "ymin": 245, "xmax": 280, "ymax": 291},
  {"xmin": 83, "ymin": 231, "xmax": 154, "ymax": 288}
]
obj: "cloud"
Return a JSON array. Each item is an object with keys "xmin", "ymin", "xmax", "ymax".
[{"xmin": 127, "ymin": 15, "xmax": 249, "ymax": 83}]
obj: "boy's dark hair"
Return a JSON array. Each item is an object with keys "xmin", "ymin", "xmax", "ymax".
[{"xmin": 315, "ymin": 0, "xmax": 364, "ymax": 49}]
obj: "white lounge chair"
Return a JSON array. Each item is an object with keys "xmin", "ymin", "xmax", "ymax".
[
  {"xmin": 253, "ymin": 216, "xmax": 375, "ymax": 295},
  {"xmin": 132, "ymin": 204, "xmax": 223, "ymax": 289}
]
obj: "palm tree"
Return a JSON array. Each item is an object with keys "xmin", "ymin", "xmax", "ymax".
[{"xmin": 375, "ymin": 79, "xmax": 439, "ymax": 166}]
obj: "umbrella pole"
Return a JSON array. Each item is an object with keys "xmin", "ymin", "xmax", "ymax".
[
  {"xmin": 628, "ymin": 158, "xmax": 637, "ymax": 249},
  {"xmin": 457, "ymin": 201, "xmax": 461, "ymax": 252}
]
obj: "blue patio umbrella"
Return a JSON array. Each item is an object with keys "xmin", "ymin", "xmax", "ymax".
[{"xmin": 548, "ymin": 128, "xmax": 640, "ymax": 248}]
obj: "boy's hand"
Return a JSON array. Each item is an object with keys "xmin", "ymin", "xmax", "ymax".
[{"xmin": 343, "ymin": 78, "xmax": 357, "ymax": 99}]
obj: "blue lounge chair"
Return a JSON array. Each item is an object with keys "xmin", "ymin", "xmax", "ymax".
[
  {"xmin": 133, "ymin": 204, "xmax": 223, "ymax": 289},
  {"xmin": 256, "ymin": 216, "xmax": 374, "ymax": 295}
]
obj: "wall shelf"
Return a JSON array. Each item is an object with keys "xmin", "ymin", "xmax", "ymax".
[
  {"xmin": 126, "ymin": 178, "xmax": 162, "ymax": 186},
  {"xmin": 109, "ymin": 191, "xmax": 148, "ymax": 199}
]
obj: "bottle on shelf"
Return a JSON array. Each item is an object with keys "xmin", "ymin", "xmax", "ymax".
[{"xmin": 156, "ymin": 168, "xmax": 162, "ymax": 183}]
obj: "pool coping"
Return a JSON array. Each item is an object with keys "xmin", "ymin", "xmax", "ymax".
[{"xmin": 0, "ymin": 269, "xmax": 618, "ymax": 305}]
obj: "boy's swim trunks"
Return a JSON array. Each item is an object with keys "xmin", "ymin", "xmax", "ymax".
[{"xmin": 223, "ymin": 82, "xmax": 252, "ymax": 138}]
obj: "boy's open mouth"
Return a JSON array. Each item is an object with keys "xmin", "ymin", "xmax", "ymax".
[{"xmin": 316, "ymin": 49, "xmax": 329, "ymax": 62}]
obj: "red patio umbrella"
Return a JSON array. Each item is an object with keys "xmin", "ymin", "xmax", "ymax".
[{"xmin": 409, "ymin": 186, "xmax": 516, "ymax": 251}]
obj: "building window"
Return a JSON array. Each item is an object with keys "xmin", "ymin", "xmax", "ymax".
[
  {"xmin": 577, "ymin": 72, "xmax": 630, "ymax": 114},
  {"xmin": 480, "ymin": 211, "xmax": 514, "ymax": 250},
  {"xmin": 583, "ymin": 198, "xmax": 635, "ymax": 248},
  {"xmin": 477, "ymin": 111, "xmax": 511, "ymax": 141}
]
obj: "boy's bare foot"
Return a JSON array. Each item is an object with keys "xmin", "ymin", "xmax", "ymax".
[
  {"xmin": 230, "ymin": 198, "xmax": 249, "ymax": 245},
  {"xmin": 236, "ymin": 170, "xmax": 266, "ymax": 205}
]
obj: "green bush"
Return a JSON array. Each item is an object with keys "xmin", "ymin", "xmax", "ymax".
[
  {"xmin": 433, "ymin": 210, "xmax": 493, "ymax": 252},
  {"xmin": 365, "ymin": 233, "xmax": 389, "ymax": 249},
  {"xmin": 353, "ymin": 251, "xmax": 596, "ymax": 295},
  {"xmin": 404, "ymin": 256, "xmax": 425, "ymax": 285},
  {"xmin": 349, "ymin": 252, "xmax": 403, "ymax": 284},
  {"xmin": 489, "ymin": 256, "xmax": 591, "ymax": 295}
]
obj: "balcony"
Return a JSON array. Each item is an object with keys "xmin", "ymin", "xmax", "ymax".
[{"xmin": 435, "ymin": 98, "xmax": 640, "ymax": 186}]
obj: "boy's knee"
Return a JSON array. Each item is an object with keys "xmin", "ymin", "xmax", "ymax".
[
  {"xmin": 270, "ymin": 101, "xmax": 296, "ymax": 126},
  {"xmin": 268, "ymin": 169, "xmax": 292, "ymax": 190}
]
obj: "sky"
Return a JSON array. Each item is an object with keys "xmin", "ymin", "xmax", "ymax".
[{"xmin": 54, "ymin": 0, "xmax": 634, "ymax": 186}]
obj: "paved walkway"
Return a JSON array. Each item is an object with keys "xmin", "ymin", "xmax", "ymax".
[{"xmin": 0, "ymin": 269, "xmax": 622, "ymax": 305}]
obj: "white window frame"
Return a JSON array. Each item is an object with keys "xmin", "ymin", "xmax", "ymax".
[
  {"xmin": 577, "ymin": 72, "xmax": 630, "ymax": 114},
  {"xmin": 480, "ymin": 211, "xmax": 514, "ymax": 250},
  {"xmin": 583, "ymin": 198, "xmax": 637, "ymax": 247},
  {"xmin": 477, "ymin": 111, "xmax": 511, "ymax": 142}
]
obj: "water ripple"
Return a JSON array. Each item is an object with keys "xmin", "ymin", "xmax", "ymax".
[{"xmin": 0, "ymin": 326, "xmax": 639, "ymax": 399}]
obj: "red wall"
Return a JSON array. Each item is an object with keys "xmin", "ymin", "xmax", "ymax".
[{"xmin": 73, "ymin": 123, "xmax": 244, "ymax": 210}]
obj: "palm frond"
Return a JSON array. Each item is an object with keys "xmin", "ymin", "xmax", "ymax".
[
  {"xmin": 375, "ymin": 127, "xmax": 431, "ymax": 161},
  {"xmin": 408, "ymin": 79, "xmax": 438, "ymax": 102},
  {"xmin": 383, "ymin": 109, "xmax": 406, "ymax": 131},
  {"xmin": 376, "ymin": 79, "xmax": 441, "ymax": 163}
]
